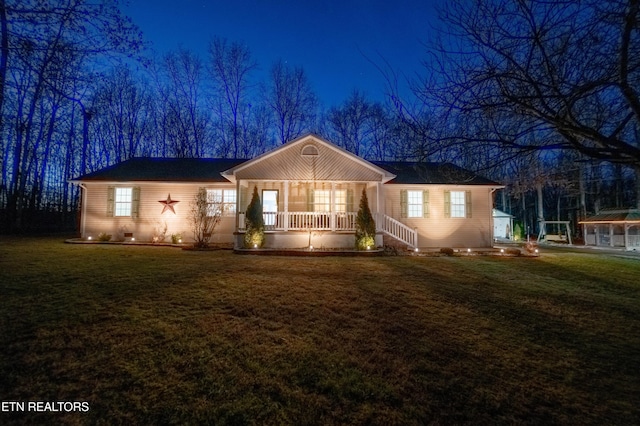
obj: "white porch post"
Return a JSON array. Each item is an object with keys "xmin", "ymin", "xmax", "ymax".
[
  {"xmin": 376, "ymin": 182, "xmax": 382, "ymax": 232},
  {"xmin": 625, "ymin": 223, "xmax": 630, "ymax": 251},
  {"xmin": 610, "ymin": 223, "xmax": 614, "ymax": 247},
  {"xmin": 330, "ymin": 182, "xmax": 336, "ymax": 231},
  {"xmin": 595, "ymin": 224, "xmax": 599, "ymax": 246},
  {"xmin": 284, "ymin": 181, "xmax": 289, "ymax": 231},
  {"xmin": 236, "ymin": 179, "xmax": 241, "ymax": 230}
]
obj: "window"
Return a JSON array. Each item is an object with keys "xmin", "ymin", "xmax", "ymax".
[
  {"xmin": 445, "ymin": 190, "xmax": 472, "ymax": 218},
  {"xmin": 206, "ymin": 189, "xmax": 236, "ymax": 216},
  {"xmin": 107, "ymin": 186, "xmax": 139, "ymax": 218},
  {"xmin": 450, "ymin": 191, "xmax": 466, "ymax": 218},
  {"xmin": 334, "ymin": 190, "xmax": 347, "ymax": 212},
  {"xmin": 401, "ymin": 190, "xmax": 429, "ymax": 218},
  {"xmin": 407, "ymin": 190, "xmax": 423, "ymax": 218},
  {"xmin": 114, "ymin": 187, "xmax": 132, "ymax": 216},
  {"xmin": 314, "ymin": 190, "xmax": 331, "ymax": 212}
]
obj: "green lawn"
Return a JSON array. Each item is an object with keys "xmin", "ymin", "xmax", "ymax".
[{"xmin": 1, "ymin": 237, "xmax": 639, "ymax": 425}]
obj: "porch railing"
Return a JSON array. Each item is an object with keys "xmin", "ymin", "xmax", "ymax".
[
  {"xmin": 628, "ymin": 235, "xmax": 640, "ymax": 247},
  {"xmin": 238, "ymin": 211, "xmax": 357, "ymax": 231},
  {"xmin": 377, "ymin": 213, "xmax": 418, "ymax": 248}
]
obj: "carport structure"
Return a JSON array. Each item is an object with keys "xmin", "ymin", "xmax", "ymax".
[{"xmin": 580, "ymin": 209, "xmax": 640, "ymax": 251}]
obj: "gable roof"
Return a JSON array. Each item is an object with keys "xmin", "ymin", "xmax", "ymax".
[
  {"xmin": 579, "ymin": 209, "xmax": 640, "ymax": 223},
  {"xmin": 69, "ymin": 136, "xmax": 501, "ymax": 187},
  {"xmin": 70, "ymin": 158, "xmax": 246, "ymax": 183},
  {"xmin": 371, "ymin": 161, "xmax": 501, "ymax": 186},
  {"xmin": 221, "ymin": 134, "xmax": 396, "ymax": 183}
]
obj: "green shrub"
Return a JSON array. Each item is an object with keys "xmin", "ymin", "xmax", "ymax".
[
  {"xmin": 171, "ymin": 233, "xmax": 182, "ymax": 244},
  {"xmin": 97, "ymin": 232, "xmax": 112, "ymax": 242},
  {"xmin": 355, "ymin": 188, "xmax": 376, "ymax": 250},
  {"xmin": 506, "ymin": 247, "xmax": 521, "ymax": 256},
  {"xmin": 244, "ymin": 186, "xmax": 265, "ymax": 248}
]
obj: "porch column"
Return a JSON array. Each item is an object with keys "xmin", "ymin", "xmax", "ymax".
[
  {"xmin": 376, "ymin": 182, "xmax": 382, "ymax": 232},
  {"xmin": 610, "ymin": 223, "xmax": 614, "ymax": 247},
  {"xmin": 236, "ymin": 179, "xmax": 241, "ymax": 231},
  {"xmin": 330, "ymin": 182, "xmax": 336, "ymax": 231},
  {"xmin": 283, "ymin": 181, "xmax": 289, "ymax": 231},
  {"xmin": 625, "ymin": 223, "xmax": 630, "ymax": 251}
]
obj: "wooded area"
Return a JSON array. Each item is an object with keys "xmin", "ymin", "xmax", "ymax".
[{"xmin": 1, "ymin": 0, "xmax": 638, "ymax": 236}]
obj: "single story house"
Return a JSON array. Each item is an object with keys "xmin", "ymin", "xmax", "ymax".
[
  {"xmin": 579, "ymin": 209, "xmax": 640, "ymax": 250},
  {"xmin": 71, "ymin": 134, "xmax": 503, "ymax": 250}
]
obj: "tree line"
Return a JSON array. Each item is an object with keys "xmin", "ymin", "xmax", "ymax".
[{"xmin": 1, "ymin": 0, "xmax": 639, "ymax": 236}]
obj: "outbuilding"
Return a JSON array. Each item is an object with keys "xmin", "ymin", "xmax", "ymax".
[{"xmin": 580, "ymin": 209, "xmax": 640, "ymax": 251}]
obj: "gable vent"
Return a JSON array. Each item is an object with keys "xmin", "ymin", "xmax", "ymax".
[{"xmin": 301, "ymin": 144, "xmax": 319, "ymax": 156}]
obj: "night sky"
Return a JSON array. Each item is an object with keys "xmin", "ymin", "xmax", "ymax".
[{"xmin": 124, "ymin": 0, "xmax": 440, "ymax": 106}]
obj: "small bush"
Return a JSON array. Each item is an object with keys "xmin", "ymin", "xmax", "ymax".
[
  {"xmin": 506, "ymin": 247, "xmax": 521, "ymax": 256},
  {"xmin": 97, "ymin": 232, "xmax": 112, "ymax": 242},
  {"xmin": 440, "ymin": 247, "xmax": 455, "ymax": 256}
]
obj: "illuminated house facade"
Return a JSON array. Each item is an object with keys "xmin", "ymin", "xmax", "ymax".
[{"xmin": 71, "ymin": 134, "xmax": 502, "ymax": 249}]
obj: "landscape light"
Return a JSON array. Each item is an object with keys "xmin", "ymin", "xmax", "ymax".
[
  {"xmin": 178, "ymin": 239, "xmax": 182, "ymax": 243},
  {"xmin": 367, "ymin": 245, "xmax": 370, "ymax": 250},
  {"xmin": 254, "ymin": 243, "xmax": 258, "ymax": 249},
  {"xmin": 535, "ymin": 249, "xmax": 539, "ymax": 253},
  {"xmin": 131, "ymin": 237, "xmax": 135, "ymax": 242},
  {"xmin": 309, "ymin": 245, "xmax": 313, "ymax": 250},
  {"xmin": 87, "ymin": 236, "xmax": 92, "ymax": 241},
  {"xmin": 500, "ymin": 248, "xmax": 504, "ymax": 253},
  {"xmin": 467, "ymin": 248, "xmax": 471, "ymax": 253},
  {"xmin": 414, "ymin": 247, "xmax": 419, "ymax": 252}
]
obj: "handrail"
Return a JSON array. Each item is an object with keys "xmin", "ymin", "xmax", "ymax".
[{"xmin": 376, "ymin": 213, "xmax": 417, "ymax": 248}]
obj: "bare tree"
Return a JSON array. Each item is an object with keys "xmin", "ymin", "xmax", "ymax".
[
  {"xmin": 189, "ymin": 188, "xmax": 223, "ymax": 249},
  {"xmin": 327, "ymin": 90, "xmax": 372, "ymax": 156},
  {"xmin": 427, "ymin": 0, "xmax": 640, "ymax": 168},
  {"xmin": 265, "ymin": 59, "xmax": 317, "ymax": 144},
  {"xmin": 90, "ymin": 66, "xmax": 152, "ymax": 163},
  {"xmin": 207, "ymin": 37, "xmax": 257, "ymax": 158},
  {"xmin": 153, "ymin": 48, "xmax": 209, "ymax": 158}
]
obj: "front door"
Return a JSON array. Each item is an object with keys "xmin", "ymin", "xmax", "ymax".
[{"xmin": 262, "ymin": 190, "xmax": 278, "ymax": 227}]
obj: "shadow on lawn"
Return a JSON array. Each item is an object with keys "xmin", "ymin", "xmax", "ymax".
[{"xmin": 381, "ymin": 256, "xmax": 640, "ymax": 424}]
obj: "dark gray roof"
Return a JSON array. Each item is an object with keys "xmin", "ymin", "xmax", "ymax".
[
  {"xmin": 72, "ymin": 158, "xmax": 247, "ymax": 182},
  {"xmin": 72, "ymin": 157, "xmax": 501, "ymax": 186},
  {"xmin": 371, "ymin": 161, "xmax": 501, "ymax": 185},
  {"xmin": 580, "ymin": 209, "xmax": 640, "ymax": 223}
]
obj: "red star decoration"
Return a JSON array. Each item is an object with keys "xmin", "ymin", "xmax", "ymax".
[{"xmin": 158, "ymin": 194, "xmax": 179, "ymax": 214}]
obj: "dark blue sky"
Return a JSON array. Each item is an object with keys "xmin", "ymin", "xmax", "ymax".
[{"xmin": 124, "ymin": 0, "xmax": 440, "ymax": 107}]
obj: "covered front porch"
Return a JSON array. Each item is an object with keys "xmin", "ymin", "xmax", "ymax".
[
  {"xmin": 234, "ymin": 180, "xmax": 382, "ymax": 249},
  {"xmin": 219, "ymin": 134, "xmax": 402, "ymax": 249}
]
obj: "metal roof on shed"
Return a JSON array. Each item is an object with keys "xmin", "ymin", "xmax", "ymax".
[{"xmin": 580, "ymin": 209, "xmax": 640, "ymax": 223}]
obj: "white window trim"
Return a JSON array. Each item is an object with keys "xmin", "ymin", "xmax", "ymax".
[
  {"xmin": 207, "ymin": 189, "xmax": 236, "ymax": 216},
  {"xmin": 450, "ymin": 191, "xmax": 466, "ymax": 218},
  {"xmin": 407, "ymin": 190, "xmax": 423, "ymax": 218},
  {"xmin": 114, "ymin": 187, "xmax": 133, "ymax": 217}
]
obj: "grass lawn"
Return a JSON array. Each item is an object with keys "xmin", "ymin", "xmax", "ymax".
[{"xmin": 1, "ymin": 237, "xmax": 639, "ymax": 425}]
